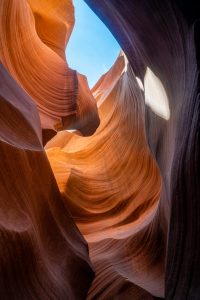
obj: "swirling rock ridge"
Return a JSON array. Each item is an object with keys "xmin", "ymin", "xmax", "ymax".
[{"xmin": 1, "ymin": 0, "xmax": 200, "ymax": 299}]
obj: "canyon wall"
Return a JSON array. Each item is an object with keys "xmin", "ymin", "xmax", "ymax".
[{"xmin": 1, "ymin": 0, "xmax": 200, "ymax": 299}]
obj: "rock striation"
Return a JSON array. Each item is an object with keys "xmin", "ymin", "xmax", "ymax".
[
  {"xmin": 0, "ymin": 0, "xmax": 99, "ymax": 136},
  {"xmin": 46, "ymin": 53, "xmax": 164, "ymax": 298},
  {"xmin": 1, "ymin": 0, "xmax": 200, "ymax": 299}
]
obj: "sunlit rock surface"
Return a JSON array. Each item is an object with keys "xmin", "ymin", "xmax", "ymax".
[
  {"xmin": 46, "ymin": 53, "xmax": 164, "ymax": 298},
  {"xmin": 0, "ymin": 0, "xmax": 99, "ymax": 136},
  {"xmin": 1, "ymin": 0, "xmax": 200, "ymax": 299}
]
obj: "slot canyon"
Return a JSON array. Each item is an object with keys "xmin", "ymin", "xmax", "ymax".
[{"xmin": 0, "ymin": 0, "xmax": 200, "ymax": 299}]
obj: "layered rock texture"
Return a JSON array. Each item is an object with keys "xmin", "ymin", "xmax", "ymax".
[
  {"xmin": 0, "ymin": 1, "xmax": 96, "ymax": 299},
  {"xmin": 1, "ymin": 0, "xmax": 200, "ymax": 299},
  {"xmin": 46, "ymin": 53, "xmax": 164, "ymax": 299},
  {"xmin": 0, "ymin": 0, "xmax": 99, "ymax": 136}
]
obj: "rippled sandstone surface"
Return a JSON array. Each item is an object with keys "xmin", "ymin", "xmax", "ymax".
[{"xmin": 1, "ymin": 0, "xmax": 200, "ymax": 299}]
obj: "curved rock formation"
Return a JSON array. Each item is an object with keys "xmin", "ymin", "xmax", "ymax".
[
  {"xmin": 1, "ymin": 0, "xmax": 200, "ymax": 299},
  {"xmin": 46, "ymin": 52, "xmax": 165, "ymax": 298},
  {"xmin": 0, "ymin": 0, "xmax": 99, "ymax": 136},
  {"xmin": 81, "ymin": 1, "xmax": 200, "ymax": 298},
  {"xmin": 0, "ymin": 1, "xmax": 97, "ymax": 299},
  {"xmin": 47, "ymin": 0, "xmax": 200, "ymax": 298},
  {"xmin": 0, "ymin": 63, "xmax": 94, "ymax": 299}
]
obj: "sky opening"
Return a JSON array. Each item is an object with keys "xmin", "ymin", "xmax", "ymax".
[{"xmin": 66, "ymin": 0, "xmax": 120, "ymax": 88}]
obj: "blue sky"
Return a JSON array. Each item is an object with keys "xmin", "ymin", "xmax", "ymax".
[{"xmin": 66, "ymin": 0, "xmax": 120, "ymax": 88}]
